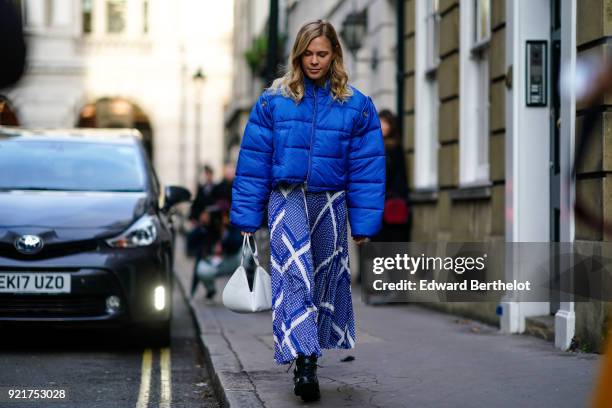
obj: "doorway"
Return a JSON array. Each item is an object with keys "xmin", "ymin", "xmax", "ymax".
[{"xmin": 76, "ymin": 98, "xmax": 154, "ymax": 160}]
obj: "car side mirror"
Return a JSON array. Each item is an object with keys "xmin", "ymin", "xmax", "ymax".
[{"xmin": 163, "ymin": 185, "xmax": 191, "ymax": 211}]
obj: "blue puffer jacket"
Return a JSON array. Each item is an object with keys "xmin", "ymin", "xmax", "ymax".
[{"xmin": 230, "ymin": 77, "xmax": 386, "ymax": 237}]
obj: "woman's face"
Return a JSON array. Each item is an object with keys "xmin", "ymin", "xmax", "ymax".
[{"xmin": 301, "ymin": 36, "xmax": 333, "ymax": 84}]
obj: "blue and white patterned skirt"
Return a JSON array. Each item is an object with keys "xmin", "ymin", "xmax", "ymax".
[{"xmin": 267, "ymin": 183, "xmax": 356, "ymax": 365}]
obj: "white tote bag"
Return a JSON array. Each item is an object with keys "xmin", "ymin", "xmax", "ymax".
[{"xmin": 222, "ymin": 234, "xmax": 272, "ymax": 313}]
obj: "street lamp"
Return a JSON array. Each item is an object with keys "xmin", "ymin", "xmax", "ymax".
[
  {"xmin": 340, "ymin": 10, "xmax": 368, "ymax": 56},
  {"xmin": 192, "ymin": 67, "xmax": 206, "ymax": 178}
]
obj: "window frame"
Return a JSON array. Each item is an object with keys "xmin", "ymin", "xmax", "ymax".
[
  {"xmin": 106, "ymin": 0, "xmax": 127, "ymax": 34},
  {"xmin": 414, "ymin": 0, "xmax": 440, "ymax": 190},
  {"xmin": 424, "ymin": 0, "xmax": 441, "ymax": 76},
  {"xmin": 473, "ymin": 0, "xmax": 491, "ymax": 49},
  {"xmin": 143, "ymin": 0, "xmax": 149, "ymax": 34},
  {"xmin": 81, "ymin": 0, "xmax": 93, "ymax": 34},
  {"xmin": 459, "ymin": 0, "xmax": 491, "ymax": 187}
]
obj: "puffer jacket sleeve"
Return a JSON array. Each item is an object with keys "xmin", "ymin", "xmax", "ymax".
[
  {"xmin": 347, "ymin": 96, "xmax": 386, "ymax": 237},
  {"xmin": 230, "ymin": 92, "xmax": 274, "ymax": 233}
]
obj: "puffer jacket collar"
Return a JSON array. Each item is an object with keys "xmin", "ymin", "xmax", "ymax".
[{"xmin": 303, "ymin": 75, "xmax": 331, "ymax": 98}]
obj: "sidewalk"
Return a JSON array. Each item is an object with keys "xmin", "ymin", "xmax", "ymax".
[{"xmin": 174, "ymin": 243, "xmax": 601, "ymax": 408}]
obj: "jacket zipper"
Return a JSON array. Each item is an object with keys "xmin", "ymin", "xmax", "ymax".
[{"xmin": 305, "ymin": 87, "xmax": 317, "ymax": 191}]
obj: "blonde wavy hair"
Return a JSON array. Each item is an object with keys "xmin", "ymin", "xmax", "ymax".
[{"xmin": 269, "ymin": 20, "xmax": 353, "ymax": 102}]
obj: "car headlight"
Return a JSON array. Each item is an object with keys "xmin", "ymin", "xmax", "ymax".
[{"xmin": 106, "ymin": 215, "xmax": 158, "ymax": 248}]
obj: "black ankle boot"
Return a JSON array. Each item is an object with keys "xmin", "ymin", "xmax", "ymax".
[{"xmin": 293, "ymin": 353, "xmax": 320, "ymax": 401}]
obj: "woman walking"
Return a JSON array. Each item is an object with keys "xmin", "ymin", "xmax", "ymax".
[
  {"xmin": 372, "ymin": 109, "xmax": 410, "ymax": 242},
  {"xmin": 230, "ymin": 20, "xmax": 385, "ymax": 402}
]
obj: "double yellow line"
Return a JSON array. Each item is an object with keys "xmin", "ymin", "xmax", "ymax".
[{"xmin": 136, "ymin": 348, "xmax": 172, "ymax": 408}]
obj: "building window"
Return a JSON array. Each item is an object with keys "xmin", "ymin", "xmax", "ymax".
[
  {"xmin": 106, "ymin": 0, "xmax": 126, "ymax": 33},
  {"xmin": 459, "ymin": 0, "xmax": 490, "ymax": 186},
  {"xmin": 425, "ymin": 0, "xmax": 440, "ymax": 74},
  {"xmin": 414, "ymin": 0, "xmax": 439, "ymax": 189},
  {"xmin": 44, "ymin": 0, "xmax": 53, "ymax": 26},
  {"xmin": 474, "ymin": 0, "xmax": 491, "ymax": 46},
  {"xmin": 82, "ymin": 0, "xmax": 92, "ymax": 33},
  {"xmin": 143, "ymin": 0, "xmax": 149, "ymax": 34}
]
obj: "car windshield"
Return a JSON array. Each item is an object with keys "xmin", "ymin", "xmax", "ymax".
[{"xmin": 0, "ymin": 139, "xmax": 147, "ymax": 192}]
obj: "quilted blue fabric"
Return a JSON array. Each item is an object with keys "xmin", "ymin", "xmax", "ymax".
[
  {"xmin": 230, "ymin": 77, "xmax": 386, "ymax": 237},
  {"xmin": 268, "ymin": 184, "xmax": 355, "ymax": 364}
]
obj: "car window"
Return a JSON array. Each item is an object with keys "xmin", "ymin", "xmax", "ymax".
[
  {"xmin": 141, "ymin": 146, "xmax": 160, "ymax": 196},
  {"xmin": 0, "ymin": 139, "xmax": 147, "ymax": 192}
]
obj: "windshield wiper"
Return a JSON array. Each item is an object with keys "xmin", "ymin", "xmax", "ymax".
[{"xmin": 0, "ymin": 187, "xmax": 67, "ymax": 191}]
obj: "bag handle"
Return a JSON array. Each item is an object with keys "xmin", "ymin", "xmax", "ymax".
[{"xmin": 240, "ymin": 234, "xmax": 261, "ymax": 268}]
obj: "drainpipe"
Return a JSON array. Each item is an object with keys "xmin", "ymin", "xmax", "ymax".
[
  {"xmin": 266, "ymin": 0, "xmax": 279, "ymax": 87},
  {"xmin": 396, "ymin": 0, "xmax": 405, "ymax": 139}
]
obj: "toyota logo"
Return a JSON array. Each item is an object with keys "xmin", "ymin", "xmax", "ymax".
[{"xmin": 14, "ymin": 235, "xmax": 44, "ymax": 254}]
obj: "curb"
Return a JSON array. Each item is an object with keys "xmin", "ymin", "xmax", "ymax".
[{"xmin": 174, "ymin": 272, "xmax": 265, "ymax": 408}]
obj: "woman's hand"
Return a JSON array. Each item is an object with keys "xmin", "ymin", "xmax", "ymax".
[
  {"xmin": 241, "ymin": 231, "xmax": 253, "ymax": 237},
  {"xmin": 199, "ymin": 211, "xmax": 210, "ymax": 225},
  {"xmin": 353, "ymin": 236, "xmax": 368, "ymax": 245}
]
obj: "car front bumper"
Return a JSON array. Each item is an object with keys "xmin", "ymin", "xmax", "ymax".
[{"xmin": 0, "ymin": 244, "xmax": 172, "ymax": 327}]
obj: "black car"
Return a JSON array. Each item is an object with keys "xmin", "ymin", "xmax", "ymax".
[{"xmin": 0, "ymin": 127, "xmax": 191, "ymax": 346}]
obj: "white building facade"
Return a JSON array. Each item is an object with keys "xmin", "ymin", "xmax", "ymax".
[
  {"xmin": 285, "ymin": 0, "xmax": 397, "ymax": 112},
  {"xmin": 2, "ymin": 0, "xmax": 234, "ymax": 191},
  {"xmin": 224, "ymin": 0, "xmax": 270, "ymax": 163}
]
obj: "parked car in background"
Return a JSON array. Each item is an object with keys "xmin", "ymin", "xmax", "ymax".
[{"xmin": 0, "ymin": 127, "xmax": 191, "ymax": 346}]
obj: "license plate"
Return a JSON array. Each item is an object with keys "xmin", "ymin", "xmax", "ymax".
[{"xmin": 0, "ymin": 273, "xmax": 71, "ymax": 293}]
